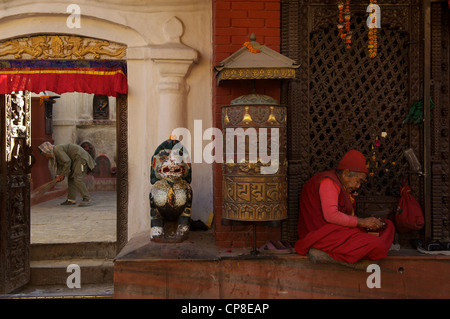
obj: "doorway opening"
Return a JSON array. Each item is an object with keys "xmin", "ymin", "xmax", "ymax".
[
  {"xmin": 0, "ymin": 35, "xmax": 129, "ymax": 294},
  {"xmin": 30, "ymin": 92, "xmax": 118, "ymax": 247}
]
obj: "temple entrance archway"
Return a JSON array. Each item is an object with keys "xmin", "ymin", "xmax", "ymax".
[{"xmin": 0, "ymin": 34, "xmax": 129, "ymax": 294}]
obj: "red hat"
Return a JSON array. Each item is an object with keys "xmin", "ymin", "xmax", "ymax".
[{"xmin": 337, "ymin": 150, "xmax": 368, "ymax": 174}]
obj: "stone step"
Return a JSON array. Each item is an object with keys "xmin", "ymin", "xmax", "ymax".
[
  {"xmin": 3, "ymin": 283, "xmax": 114, "ymax": 299},
  {"xmin": 30, "ymin": 258, "xmax": 114, "ymax": 286},
  {"xmin": 25, "ymin": 242, "xmax": 116, "ymax": 297},
  {"xmin": 31, "ymin": 242, "xmax": 118, "ymax": 260}
]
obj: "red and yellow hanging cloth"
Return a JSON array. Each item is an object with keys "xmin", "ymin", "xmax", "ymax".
[{"xmin": 0, "ymin": 60, "xmax": 127, "ymax": 97}]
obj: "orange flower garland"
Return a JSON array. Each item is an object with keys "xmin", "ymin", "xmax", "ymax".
[
  {"xmin": 338, "ymin": 1, "xmax": 344, "ymax": 39},
  {"xmin": 337, "ymin": 0, "xmax": 352, "ymax": 49},
  {"xmin": 39, "ymin": 95, "xmax": 51, "ymax": 106},
  {"xmin": 243, "ymin": 41, "xmax": 261, "ymax": 54},
  {"xmin": 368, "ymin": 0, "xmax": 378, "ymax": 58}
]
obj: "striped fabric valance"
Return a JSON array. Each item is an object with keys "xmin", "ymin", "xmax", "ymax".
[{"xmin": 0, "ymin": 60, "xmax": 127, "ymax": 97}]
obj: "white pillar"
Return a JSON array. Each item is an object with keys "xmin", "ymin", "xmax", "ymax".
[{"xmin": 150, "ymin": 16, "xmax": 199, "ymax": 142}]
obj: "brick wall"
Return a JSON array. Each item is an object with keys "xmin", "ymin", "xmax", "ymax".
[{"xmin": 213, "ymin": 0, "xmax": 282, "ymax": 248}]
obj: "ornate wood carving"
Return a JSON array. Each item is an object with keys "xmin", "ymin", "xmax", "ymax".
[
  {"xmin": 218, "ymin": 68, "xmax": 296, "ymax": 81},
  {"xmin": 0, "ymin": 35, "xmax": 126, "ymax": 60},
  {"xmin": 116, "ymin": 93, "xmax": 128, "ymax": 253},
  {"xmin": 281, "ymin": 0, "xmax": 422, "ymax": 242},
  {"xmin": 1, "ymin": 91, "xmax": 31, "ymax": 294},
  {"xmin": 430, "ymin": 2, "xmax": 450, "ymax": 242}
]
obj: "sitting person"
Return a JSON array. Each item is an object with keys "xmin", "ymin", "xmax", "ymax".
[{"xmin": 294, "ymin": 150, "xmax": 395, "ymax": 266}]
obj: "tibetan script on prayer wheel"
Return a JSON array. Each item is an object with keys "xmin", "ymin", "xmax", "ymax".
[{"xmin": 222, "ymin": 94, "xmax": 287, "ymax": 221}]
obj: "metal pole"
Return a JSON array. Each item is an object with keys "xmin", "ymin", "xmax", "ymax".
[
  {"xmin": 423, "ymin": 0, "xmax": 432, "ymax": 246},
  {"xmin": 251, "ymin": 222, "xmax": 259, "ymax": 255}
]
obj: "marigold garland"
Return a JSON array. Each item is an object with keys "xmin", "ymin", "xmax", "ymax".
[
  {"xmin": 338, "ymin": 1, "xmax": 344, "ymax": 39},
  {"xmin": 39, "ymin": 95, "xmax": 51, "ymax": 106},
  {"xmin": 368, "ymin": 0, "xmax": 378, "ymax": 58},
  {"xmin": 243, "ymin": 41, "xmax": 261, "ymax": 54},
  {"xmin": 337, "ymin": 0, "xmax": 352, "ymax": 49},
  {"xmin": 337, "ymin": 0, "xmax": 380, "ymax": 56}
]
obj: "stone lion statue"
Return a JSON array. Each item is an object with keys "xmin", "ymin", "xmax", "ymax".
[{"xmin": 149, "ymin": 137, "xmax": 192, "ymax": 243}]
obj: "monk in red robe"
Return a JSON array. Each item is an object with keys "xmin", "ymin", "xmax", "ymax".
[{"xmin": 294, "ymin": 150, "xmax": 395, "ymax": 265}]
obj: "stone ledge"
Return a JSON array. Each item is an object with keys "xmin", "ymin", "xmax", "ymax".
[
  {"xmin": 31, "ymin": 259, "xmax": 114, "ymax": 286},
  {"xmin": 114, "ymin": 231, "xmax": 450, "ymax": 299}
]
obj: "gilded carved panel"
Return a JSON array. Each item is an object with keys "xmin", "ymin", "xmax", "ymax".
[{"xmin": 0, "ymin": 35, "xmax": 126, "ymax": 60}]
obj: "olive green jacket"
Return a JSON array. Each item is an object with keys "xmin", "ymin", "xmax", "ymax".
[{"xmin": 53, "ymin": 143, "xmax": 96, "ymax": 178}]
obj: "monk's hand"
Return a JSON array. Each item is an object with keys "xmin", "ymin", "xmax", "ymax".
[
  {"xmin": 357, "ymin": 217, "xmax": 384, "ymax": 231},
  {"xmin": 55, "ymin": 175, "xmax": 65, "ymax": 183}
]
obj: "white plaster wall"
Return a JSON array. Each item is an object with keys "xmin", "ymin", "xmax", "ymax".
[
  {"xmin": 0, "ymin": 0, "xmax": 213, "ymax": 240},
  {"xmin": 47, "ymin": 92, "xmax": 117, "ymax": 167}
]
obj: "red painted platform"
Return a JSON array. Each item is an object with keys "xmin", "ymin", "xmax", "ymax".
[{"xmin": 113, "ymin": 231, "xmax": 450, "ymax": 299}]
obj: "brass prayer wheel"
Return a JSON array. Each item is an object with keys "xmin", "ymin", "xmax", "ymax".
[{"xmin": 222, "ymin": 94, "xmax": 287, "ymax": 221}]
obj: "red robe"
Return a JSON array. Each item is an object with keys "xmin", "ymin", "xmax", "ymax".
[{"xmin": 294, "ymin": 169, "xmax": 395, "ymax": 263}]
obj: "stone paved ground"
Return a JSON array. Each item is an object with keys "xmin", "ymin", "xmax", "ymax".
[{"xmin": 31, "ymin": 191, "xmax": 117, "ymax": 244}]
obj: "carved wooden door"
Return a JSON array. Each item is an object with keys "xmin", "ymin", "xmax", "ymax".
[
  {"xmin": 429, "ymin": 1, "xmax": 450, "ymax": 244},
  {"xmin": 0, "ymin": 91, "xmax": 32, "ymax": 294},
  {"xmin": 281, "ymin": 0, "xmax": 422, "ymax": 242}
]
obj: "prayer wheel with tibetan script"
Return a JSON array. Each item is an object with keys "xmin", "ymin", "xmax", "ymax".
[{"xmin": 222, "ymin": 94, "xmax": 287, "ymax": 221}]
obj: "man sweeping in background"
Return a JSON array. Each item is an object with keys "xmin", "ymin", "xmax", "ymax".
[{"xmin": 38, "ymin": 141, "xmax": 96, "ymax": 207}]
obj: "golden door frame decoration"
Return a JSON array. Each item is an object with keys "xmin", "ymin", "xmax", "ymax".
[
  {"xmin": 0, "ymin": 35, "xmax": 128, "ymax": 294},
  {"xmin": 0, "ymin": 35, "xmax": 126, "ymax": 60}
]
